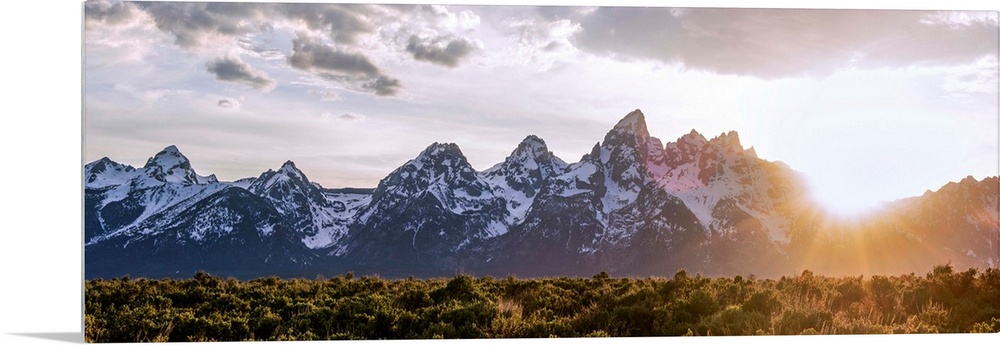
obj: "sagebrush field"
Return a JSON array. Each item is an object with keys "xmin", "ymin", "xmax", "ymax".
[{"xmin": 85, "ymin": 264, "xmax": 1000, "ymax": 342}]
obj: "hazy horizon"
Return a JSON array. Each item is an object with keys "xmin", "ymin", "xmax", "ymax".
[{"xmin": 84, "ymin": 1, "xmax": 999, "ymax": 215}]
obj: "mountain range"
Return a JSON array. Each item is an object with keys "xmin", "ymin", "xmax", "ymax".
[{"xmin": 84, "ymin": 109, "xmax": 999, "ymax": 279}]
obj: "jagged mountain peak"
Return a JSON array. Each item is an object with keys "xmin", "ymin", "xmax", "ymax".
[
  {"xmin": 507, "ymin": 135, "xmax": 566, "ymax": 166},
  {"xmin": 960, "ymin": 175, "xmax": 980, "ymax": 185},
  {"xmin": 138, "ymin": 145, "xmax": 209, "ymax": 185},
  {"xmin": 419, "ymin": 142, "xmax": 464, "ymax": 160},
  {"xmin": 251, "ymin": 160, "xmax": 315, "ymax": 192},
  {"xmin": 517, "ymin": 134, "xmax": 546, "ymax": 152},
  {"xmin": 482, "ymin": 134, "xmax": 569, "ymax": 224},
  {"xmin": 609, "ymin": 109, "xmax": 650, "ymax": 139},
  {"xmin": 375, "ymin": 142, "xmax": 481, "ymax": 194},
  {"xmin": 665, "ymin": 129, "xmax": 754, "ymax": 165},
  {"xmin": 144, "ymin": 145, "xmax": 190, "ymax": 170},
  {"xmin": 614, "ymin": 109, "xmax": 645, "ymax": 128},
  {"xmin": 934, "ymin": 175, "xmax": 999, "ymax": 195},
  {"xmin": 86, "ymin": 157, "xmax": 133, "ymax": 174},
  {"xmin": 672, "ymin": 130, "xmax": 709, "ymax": 149},
  {"xmin": 708, "ymin": 130, "xmax": 744, "ymax": 153},
  {"xmin": 276, "ymin": 160, "xmax": 310, "ymax": 181},
  {"xmin": 397, "ymin": 142, "xmax": 481, "ymax": 182},
  {"xmin": 84, "ymin": 157, "xmax": 137, "ymax": 187}
]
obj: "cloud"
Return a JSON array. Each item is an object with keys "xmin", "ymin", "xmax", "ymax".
[
  {"xmin": 217, "ymin": 98, "xmax": 239, "ymax": 109},
  {"xmin": 113, "ymin": 83, "xmax": 192, "ymax": 102},
  {"xmin": 509, "ymin": 18, "xmax": 581, "ymax": 52},
  {"xmin": 206, "ymin": 56, "xmax": 276, "ymax": 91},
  {"xmin": 337, "ymin": 112, "xmax": 366, "ymax": 121},
  {"xmin": 569, "ymin": 8, "xmax": 999, "ymax": 78},
  {"xmin": 289, "ymin": 35, "xmax": 401, "ymax": 96},
  {"xmin": 133, "ymin": 2, "xmax": 269, "ymax": 49},
  {"xmin": 413, "ymin": 5, "xmax": 481, "ymax": 31},
  {"xmin": 288, "ymin": 35, "xmax": 382, "ymax": 77},
  {"xmin": 942, "ymin": 56, "xmax": 999, "ymax": 96},
  {"xmin": 277, "ymin": 3, "xmax": 377, "ymax": 45},
  {"xmin": 498, "ymin": 17, "xmax": 582, "ymax": 70},
  {"xmin": 363, "ymin": 76, "xmax": 402, "ymax": 96},
  {"xmin": 84, "ymin": 0, "xmax": 146, "ymax": 28},
  {"xmin": 309, "ymin": 89, "xmax": 341, "ymax": 101},
  {"xmin": 405, "ymin": 35, "xmax": 478, "ymax": 67}
]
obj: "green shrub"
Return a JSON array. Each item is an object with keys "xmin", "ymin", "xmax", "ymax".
[{"xmin": 83, "ymin": 265, "xmax": 1000, "ymax": 341}]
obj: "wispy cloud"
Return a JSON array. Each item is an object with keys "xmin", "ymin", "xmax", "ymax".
[
  {"xmin": 335, "ymin": 112, "xmax": 366, "ymax": 122},
  {"xmin": 217, "ymin": 98, "xmax": 239, "ymax": 109}
]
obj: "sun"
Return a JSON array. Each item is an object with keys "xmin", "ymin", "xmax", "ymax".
[{"xmin": 803, "ymin": 175, "xmax": 891, "ymax": 219}]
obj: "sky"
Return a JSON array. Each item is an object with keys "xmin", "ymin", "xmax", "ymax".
[
  {"xmin": 4, "ymin": 0, "xmax": 997, "ymax": 341},
  {"xmin": 83, "ymin": 0, "xmax": 999, "ymax": 216}
]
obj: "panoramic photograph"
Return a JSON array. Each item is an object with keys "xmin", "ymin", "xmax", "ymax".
[{"xmin": 82, "ymin": 0, "xmax": 998, "ymax": 341}]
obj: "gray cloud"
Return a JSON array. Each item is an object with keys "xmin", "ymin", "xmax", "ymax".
[
  {"xmin": 134, "ymin": 2, "xmax": 268, "ymax": 48},
  {"xmin": 363, "ymin": 76, "xmax": 402, "ymax": 96},
  {"xmin": 290, "ymin": 35, "xmax": 401, "ymax": 96},
  {"xmin": 337, "ymin": 112, "xmax": 366, "ymax": 121},
  {"xmin": 570, "ymin": 8, "xmax": 999, "ymax": 78},
  {"xmin": 405, "ymin": 35, "xmax": 477, "ymax": 67},
  {"xmin": 84, "ymin": 0, "xmax": 144, "ymax": 28},
  {"xmin": 217, "ymin": 99, "xmax": 237, "ymax": 108},
  {"xmin": 88, "ymin": 3, "xmax": 451, "ymax": 97},
  {"xmin": 206, "ymin": 56, "xmax": 276, "ymax": 91},
  {"xmin": 289, "ymin": 36, "xmax": 382, "ymax": 77},
  {"xmin": 278, "ymin": 4, "xmax": 377, "ymax": 45},
  {"xmin": 101, "ymin": 2, "xmax": 378, "ymax": 50}
]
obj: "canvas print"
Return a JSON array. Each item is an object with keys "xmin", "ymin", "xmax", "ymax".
[{"xmin": 83, "ymin": 0, "xmax": 1000, "ymax": 341}]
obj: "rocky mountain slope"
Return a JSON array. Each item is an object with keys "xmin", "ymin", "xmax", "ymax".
[{"xmin": 83, "ymin": 110, "xmax": 999, "ymax": 278}]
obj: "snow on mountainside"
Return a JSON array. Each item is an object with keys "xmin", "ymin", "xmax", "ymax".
[
  {"xmin": 659, "ymin": 130, "xmax": 807, "ymax": 242},
  {"xmin": 356, "ymin": 143, "xmax": 503, "ymax": 224},
  {"xmin": 537, "ymin": 110, "xmax": 668, "ymax": 230},
  {"xmin": 140, "ymin": 145, "xmax": 218, "ymax": 186},
  {"xmin": 342, "ymin": 142, "xmax": 509, "ymax": 272},
  {"xmin": 84, "ymin": 109, "xmax": 997, "ymax": 278},
  {"xmin": 84, "ymin": 146, "xmax": 229, "ymax": 244},
  {"xmin": 594, "ymin": 110, "xmax": 670, "ymax": 217},
  {"xmin": 84, "ymin": 146, "xmax": 370, "ymax": 251},
  {"xmin": 486, "ymin": 109, "xmax": 709, "ymax": 275},
  {"xmin": 245, "ymin": 161, "xmax": 367, "ymax": 250},
  {"xmin": 481, "ymin": 135, "xmax": 568, "ymax": 225},
  {"xmin": 84, "ymin": 157, "xmax": 138, "ymax": 188}
]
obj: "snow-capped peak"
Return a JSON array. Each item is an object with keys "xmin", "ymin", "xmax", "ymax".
[
  {"xmin": 708, "ymin": 131, "xmax": 744, "ymax": 153},
  {"xmin": 248, "ymin": 160, "xmax": 317, "ymax": 196},
  {"xmin": 374, "ymin": 142, "xmax": 483, "ymax": 198},
  {"xmin": 415, "ymin": 142, "xmax": 465, "ymax": 163},
  {"xmin": 84, "ymin": 157, "xmax": 138, "ymax": 188},
  {"xmin": 277, "ymin": 160, "xmax": 309, "ymax": 182},
  {"xmin": 675, "ymin": 129, "xmax": 709, "ymax": 148},
  {"xmin": 517, "ymin": 135, "xmax": 547, "ymax": 154},
  {"xmin": 611, "ymin": 109, "xmax": 650, "ymax": 138},
  {"xmin": 139, "ymin": 145, "xmax": 209, "ymax": 185},
  {"xmin": 143, "ymin": 145, "xmax": 190, "ymax": 170},
  {"xmin": 481, "ymin": 135, "xmax": 569, "ymax": 225},
  {"xmin": 484, "ymin": 135, "xmax": 568, "ymax": 174}
]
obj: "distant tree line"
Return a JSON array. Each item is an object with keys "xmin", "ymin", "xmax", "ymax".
[{"xmin": 85, "ymin": 264, "xmax": 1000, "ymax": 342}]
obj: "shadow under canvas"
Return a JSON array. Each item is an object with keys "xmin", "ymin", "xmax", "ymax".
[{"xmin": 9, "ymin": 332, "xmax": 83, "ymax": 343}]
